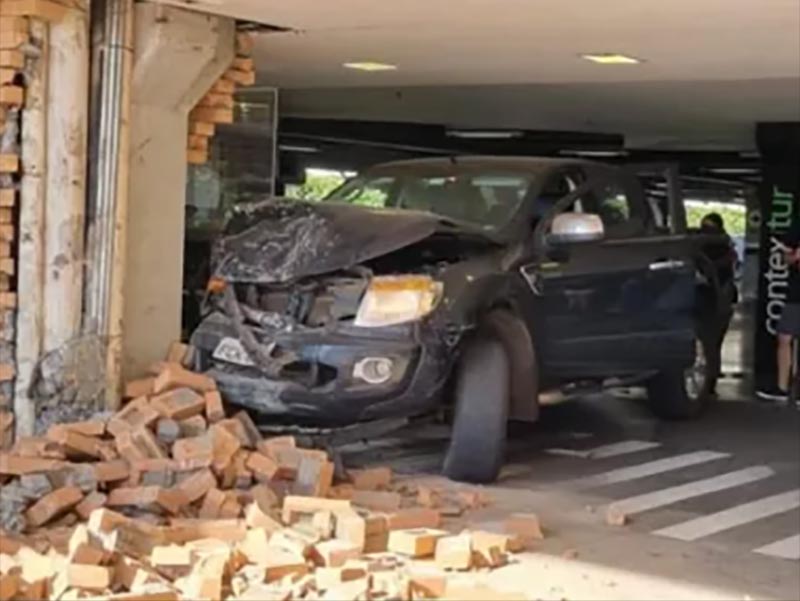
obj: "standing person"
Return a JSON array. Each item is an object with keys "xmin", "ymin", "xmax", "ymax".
[
  {"xmin": 697, "ymin": 213, "xmax": 738, "ymax": 396},
  {"xmin": 757, "ymin": 214, "xmax": 800, "ymax": 404}
]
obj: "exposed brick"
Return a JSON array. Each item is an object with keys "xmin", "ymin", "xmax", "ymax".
[
  {"xmin": 153, "ymin": 363, "xmax": 215, "ymax": 394},
  {"xmin": 150, "ymin": 388, "xmax": 205, "ymax": 421},
  {"xmin": 349, "ymin": 467, "xmax": 392, "ymax": 491},
  {"xmin": 124, "ymin": 377, "xmax": 155, "ymax": 399},
  {"xmin": 162, "ymin": 519, "xmax": 247, "ymax": 544},
  {"xmin": 204, "ymin": 391, "xmax": 224, "ymax": 423},
  {"xmin": 245, "ymin": 451, "xmax": 278, "ymax": 482},
  {"xmin": 176, "ymin": 468, "xmax": 217, "ymax": 503},
  {"xmin": 68, "ymin": 524, "xmax": 107, "ymax": 566},
  {"xmin": 171, "ymin": 434, "xmax": 213, "ymax": 464},
  {"xmin": 282, "ymin": 496, "xmax": 351, "ymax": 524},
  {"xmin": 47, "ymin": 426, "xmax": 103, "ymax": 459},
  {"xmin": 178, "ymin": 414, "xmax": 207, "ymax": 438},
  {"xmin": 504, "ymin": 513, "xmax": 544, "ymax": 541},
  {"xmin": 352, "ymin": 490, "xmax": 401, "ymax": 512},
  {"xmin": 210, "ymin": 423, "xmax": 241, "ymax": 473},
  {"xmin": 387, "ymin": 529, "xmax": 447, "ymax": 558},
  {"xmin": 132, "ymin": 427, "xmax": 167, "ymax": 459},
  {"xmin": 293, "ymin": 455, "xmax": 334, "ymax": 498},
  {"xmin": 165, "ymin": 341, "xmax": 192, "ymax": 366},
  {"xmin": 107, "ymin": 398, "xmax": 159, "ymax": 437},
  {"xmin": 93, "ymin": 460, "xmax": 130, "ymax": 483},
  {"xmin": 0, "ymin": 453, "xmax": 63, "ymax": 475},
  {"xmin": 311, "ymin": 539, "xmax": 361, "ymax": 568},
  {"xmin": 0, "ymin": 411, "xmax": 13, "ymax": 451},
  {"xmin": 435, "ymin": 534, "xmax": 473, "ymax": 570},
  {"xmin": 261, "ymin": 546, "xmax": 308, "ymax": 583},
  {"xmin": 198, "ymin": 488, "xmax": 226, "ymax": 519},
  {"xmin": 232, "ymin": 411, "xmax": 261, "ymax": 448},
  {"xmin": 386, "ymin": 508, "xmax": 441, "ymax": 531},
  {"xmin": 60, "ymin": 419, "xmax": 107, "ymax": 438},
  {"xmin": 53, "ymin": 564, "xmax": 112, "ymax": 592},
  {"xmin": 11, "ymin": 436, "xmax": 64, "ymax": 459},
  {"xmin": 244, "ymin": 501, "xmax": 282, "ymax": 533},
  {"xmin": 24, "ymin": 486, "xmax": 83, "ymax": 527},
  {"xmin": 256, "ymin": 435, "xmax": 295, "ymax": 458},
  {"xmin": 74, "ymin": 492, "xmax": 107, "ymax": 521}
]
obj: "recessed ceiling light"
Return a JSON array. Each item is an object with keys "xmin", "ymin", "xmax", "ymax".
[
  {"xmin": 446, "ymin": 129, "xmax": 523, "ymax": 139},
  {"xmin": 581, "ymin": 53, "xmax": 642, "ymax": 65},
  {"xmin": 560, "ymin": 149, "xmax": 629, "ymax": 157},
  {"xmin": 278, "ymin": 144, "xmax": 319, "ymax": 154},
  {"xmin": 343, "ymin": 62, "xmax": 397, "ymax": 72},
  {"xmin": 706, "ymin": 167, "xmax": 760, "ymax": 175}
]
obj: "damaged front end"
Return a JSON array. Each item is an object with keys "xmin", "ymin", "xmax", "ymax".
[{"xmin": 190, "ymin": 199, "xmax": 486, "ymax": 426}]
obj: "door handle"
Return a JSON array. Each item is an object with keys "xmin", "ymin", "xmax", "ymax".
[{"xmin": 649, "ymin": 259, "xmax": 686, "ymax": 271}]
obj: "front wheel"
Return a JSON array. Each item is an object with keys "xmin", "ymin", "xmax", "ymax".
[
  {"xmin": 443, "ymin": 336, "xmax": 511, "ymax": 483},
  {"xmin": 646, "ymin": 334, "xmax": 715, "ymax": 420}
]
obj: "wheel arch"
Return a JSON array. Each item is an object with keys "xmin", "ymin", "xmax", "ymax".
[{"xmin": 481, "ymin": 304, "xmax": 540, "ymax": 423}]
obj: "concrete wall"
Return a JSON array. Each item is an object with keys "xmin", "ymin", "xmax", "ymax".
[{"xmin": 122, "ymin": 3, "xmax": 234, "ymax": 378}]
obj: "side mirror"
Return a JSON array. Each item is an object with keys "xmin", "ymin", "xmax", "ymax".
[{"xmin": 547, "ymin": 213, "xmax": 605, "ymax": 245}]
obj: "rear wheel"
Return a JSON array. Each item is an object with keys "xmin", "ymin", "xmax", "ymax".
[
  {"xmin": 646, "ymin": 332, "xmax": 715, "ymax": 420},
  {"xmin": 443, "ymin": 333, "xmax": 511, "ymax": 484}
]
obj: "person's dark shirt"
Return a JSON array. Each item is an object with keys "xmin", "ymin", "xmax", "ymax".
[{"xmin": 784, "ymin": 216, "xmax": 800, "ymax": 303}]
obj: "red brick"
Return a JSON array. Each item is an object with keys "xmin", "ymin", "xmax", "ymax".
[
  {"xmin": 311, "ymin": 539, "xmax": 361, "ymax": 568},
  {"xmin": 165, "ymin": 341, "xmax": 192, "ymax": 365},
  {"xmin": 151, "ymin": 388, "xmax": 205, "ymax": 420},
  {"xmin": 93, "ymin": 460, "xmax": 130, "ymax": 483},
  {"xmin": 60, "ymin": 419, "xmax": 107, "ymax": 438},
  {"xmin": 256, "ymin": 435, "xmax": 296, "ymax": 458},
  {"xmin": 232, "ymin": 411, "xmax": 261, "ymax": 448},
  {"xmin": 218, "ymin": 492, "xmax": 242, "ymax": 519},
  {"xmin": 47, "ymin": 426, "xmax": 104, "ymax": 459},
  {"xmin": 204, "ymin": 391, "xmax": 224, "ymax": 423},
  {"xmin": 435, "ymin": 534, "xmax": 473, "ymax": 570},
  {"xmin": 352, "ymin": 490, "xmax": 401, "ymax": 512},
  {"xmin": 114, "ymin": 430, "xmax": 148, "ymax": 462},
  {"xmin": 172, "ymin": 434, "xmax": 213, "ymax": 464},
  {"xmin": 387, "ymin": 529, "xmax": 447, "ymax": 558},
  {"xmin": 0, "ymin": 453, "xmax": 63, "ymax": 475},
  {"xmin": 11, "ymin": 436, "xmax": 64, "ymax": 459},
  {"xmin": 504, "ymin": 513, "xmax": 544, "ymax": 541},
  {"xmin": 124, "ymin": 377, "xmax": 155, "ymax": 399},
  {"xmin": 198, "ymin": 488, "xmax": 226, "ymax": 519},
  {"xmin": 25, "ymin": 486, "xmax": 83, "ymax": 527},
  {"xmin": 282, "ymin": 496, "xmax": 351, "ymax": 525},
  {"xmin": 163, "ymin": 518, "xmax": 247, "ymax": 544},
  {"xmin": 131, "ymin": 427, "xmax": 168, "ymax": 459},
  {"xmin": 178, "ymin": 414, "xmax": 207, "ymax": 438},
  {"xmin": 177, "ymin": 468, "xmax": 217, "ymax": 503},
  {"xmin": 210, "ymin": 423, "xmax": 241, "ymax": 473},
  {"xmin": 349, "ymin": 467, "xmax": 392, "ymax": 491},
  {"xmin": 0, "ymin": 411, "xmax": 12, "ymax": 451},
  {"xmin": 244, "ymin": 501, "xmax": 282, "ymax": 533},
  {"xmin": 245, "ymin": 451, "xmax": 279, "ymax": 481},
  {"xmin": 153, "ymin": 363, "xmax": 215, "ymax": 394},
  {"xmin": 75, "ymin": 492, "xmax": 108, "ymax": 521},
  {"xmin": 293, "ymin": 455, "xmax": 334, "ymax": 498},
  {"xmin": 107, "ymin": 397, "xmax": 159, "ymax": 437},
  {"xmin": 386, "ymin": 508, "xmax": 442, "ymax": 531},
  {"xmin": 53, "ymin": 564, "xmax": 112, "ymax": 592}
]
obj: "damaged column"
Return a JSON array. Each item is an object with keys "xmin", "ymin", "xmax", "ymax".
[{"xmin": 121, "ymin": 2, "xmax": 234, "ymax": 380}]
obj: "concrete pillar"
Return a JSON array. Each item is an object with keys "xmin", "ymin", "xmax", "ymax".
[
  {"xmin": 122, "ymin": 3, "xmax": 234, "ymax": 378},
  {"xmin": 43, "ymin": 3, "xmax": 89, "ymax": 355}
]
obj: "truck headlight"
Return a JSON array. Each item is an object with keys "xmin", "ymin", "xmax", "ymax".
[{"xmin": 354, "ymin": 275, "xmax": 443, "ymax": 328}]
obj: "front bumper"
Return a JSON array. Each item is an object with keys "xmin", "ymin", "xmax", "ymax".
[{"xmin": 190, "ymin": 312, "xmax": 452, "ymax": 425}]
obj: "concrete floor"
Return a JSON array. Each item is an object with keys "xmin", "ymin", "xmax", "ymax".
[{"xmin": 341, "ymin": 395, "xmax": 800, "ymax": 600}]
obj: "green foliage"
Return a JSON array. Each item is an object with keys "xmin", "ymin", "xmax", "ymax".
[
  {"xmin": 685, "ymin": 202, "xmax": 746, "ymax": 236},
  {"xmin": 285, "ymin": 172, "xmax": 345, "ymax": 201}
]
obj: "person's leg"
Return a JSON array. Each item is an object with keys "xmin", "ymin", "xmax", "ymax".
[{"xmin": 777, "ymin": 333, "xmax": 793, "ymax": 393}]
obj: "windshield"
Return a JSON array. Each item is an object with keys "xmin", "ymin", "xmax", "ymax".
[{"xmin": 325, "ymin": 171, "xmax": 534, "ymax": 230}]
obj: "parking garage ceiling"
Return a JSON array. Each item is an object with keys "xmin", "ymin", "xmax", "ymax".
[{"xmin": 161, "ymin": 0, "xmax": 800, "ymax": 150}]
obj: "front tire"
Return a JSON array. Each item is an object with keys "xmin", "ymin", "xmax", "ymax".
[
  {"xmin": 646, "ymin": 333, "xmax": 715, "ymax": 420},
  {"xmin": 443, "ymin": 334, "xmax": 511, "ymax": 484}
]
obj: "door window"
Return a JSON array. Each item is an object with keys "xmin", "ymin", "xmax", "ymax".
[{"xmin": 593, "ymin": 183, "xmax": 644, "ymax": 238}]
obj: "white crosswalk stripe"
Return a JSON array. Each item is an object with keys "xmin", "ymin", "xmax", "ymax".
[
  {"xmin": 654, "ymin": 489, "xmax": 800, "ymax": 542},
  {"xmin": 754, "ymin": 534, "xmax": 800, "ymax": 560},
  {"xmin": 546, "ymin": 439, "xmax": 661, "ymax": 459},
  {"xmin": 574, "ymin": 450, "xmax": 730, "ymax": 488},
  {"xmin": 607, "ymin": 466, "xmax": 775, "ymax": 517}
]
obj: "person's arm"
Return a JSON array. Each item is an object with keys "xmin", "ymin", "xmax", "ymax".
[{"xmin": 783, "ymin": 219, "xmax": 800, "ymax": 265}]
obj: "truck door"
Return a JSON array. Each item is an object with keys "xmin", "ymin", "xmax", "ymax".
[{"xmin": 526, "ymin": 164, "xmax": 695, "ymax": 379}]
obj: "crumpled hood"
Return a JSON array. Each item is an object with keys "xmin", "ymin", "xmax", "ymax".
[{"xmin": 212, "ymin": 198, "xmax": 461, "ymax": 284}]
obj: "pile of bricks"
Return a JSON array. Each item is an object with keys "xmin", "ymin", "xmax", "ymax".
[
  {"xmin": 0, "ymin": 343, "xmax": 543, "ymax": 600},
  {"xmin": 187, "ymin": 31, "xmax": 256, "ymax": 166}
]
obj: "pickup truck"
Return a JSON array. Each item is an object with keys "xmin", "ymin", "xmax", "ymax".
[{"xmin": 190, "ymin": 157, "xmax": 727, "ymax": 483}]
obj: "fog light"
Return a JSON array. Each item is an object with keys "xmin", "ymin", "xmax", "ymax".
[{"xmin": 353, "ymin": 357, "xmax": 394, "ymax": 385}]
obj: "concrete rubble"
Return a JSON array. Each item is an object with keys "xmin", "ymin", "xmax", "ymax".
[{"xmin": 0, "ymin": 343, "xmax": 542, "ymax": 600}]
